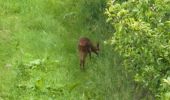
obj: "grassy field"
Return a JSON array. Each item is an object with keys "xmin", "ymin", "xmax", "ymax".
[{"xmin": 0, "ymin": 0, "xmax": 150, "ymax": 99}]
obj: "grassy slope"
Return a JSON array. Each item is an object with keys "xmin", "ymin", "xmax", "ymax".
[{"xmin": 0, "ymin": 0, "xmax": 144, "ymax": 99}]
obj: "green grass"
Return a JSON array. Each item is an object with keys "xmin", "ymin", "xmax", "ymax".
[{"xmin": 0, "ymin": 0, "xmax": 150, "ymax": 99}]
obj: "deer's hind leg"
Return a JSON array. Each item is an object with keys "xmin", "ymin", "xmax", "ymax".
[
  {"xmin": 82, "ymin": 53, "xmax": 87, "ymax": 70},
  {"xmin": 79, "ymin": 52, "xmax": 87, "ymax": 70},
  {"xmin": 80, "ymin": 59, "xmax": 83, "ymax": 70}
]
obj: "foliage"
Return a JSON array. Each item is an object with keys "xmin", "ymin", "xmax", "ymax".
[{"xmin": 105, "ymin": 0, "xmax": 170, "ymax": 98}]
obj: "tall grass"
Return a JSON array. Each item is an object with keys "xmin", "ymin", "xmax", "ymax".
[{"xmin": 0, "ymin": 0, "xmax": 145, "ymax": 99}]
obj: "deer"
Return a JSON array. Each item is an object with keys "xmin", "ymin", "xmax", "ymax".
[{"xmin": 78, "ymin": 37, "xmax": 99, "ymax": 70}]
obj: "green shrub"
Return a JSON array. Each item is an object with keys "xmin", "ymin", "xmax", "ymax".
[{"xmin": 105, "ymin": 0, "xmax": 170, "ymax": 98}]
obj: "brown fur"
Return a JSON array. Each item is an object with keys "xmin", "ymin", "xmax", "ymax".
[{"xmin": 78, "ymin": 37, "xmax": 99, "ymax": 70}]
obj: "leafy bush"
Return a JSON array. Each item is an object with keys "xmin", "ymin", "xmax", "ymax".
[{"xmin": 105, "ymin": 0, "xmax": 170, "ymax": 98}]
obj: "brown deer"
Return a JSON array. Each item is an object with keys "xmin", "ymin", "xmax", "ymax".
[{"xmin": 78, "ymin": 37, "xmax": 99, "ymax": 70}]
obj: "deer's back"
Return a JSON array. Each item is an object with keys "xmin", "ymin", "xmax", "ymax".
[{"xmin": 78, "ymin": 37, "xmax": 91, "ymax": 52}]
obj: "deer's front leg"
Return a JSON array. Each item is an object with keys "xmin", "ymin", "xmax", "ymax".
[{"xmin": 88, "ymin": 48, "xmax": 92, "ymax": 59}]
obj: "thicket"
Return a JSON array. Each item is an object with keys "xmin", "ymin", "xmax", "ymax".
[{"xmin": 105, "ymin": 0, "xmax": 170, "ymax": 99}]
